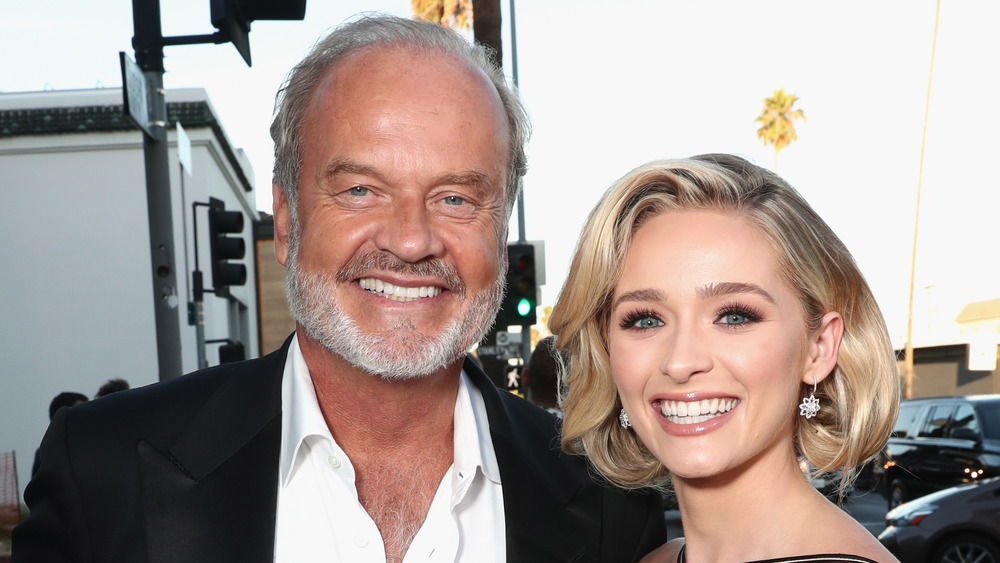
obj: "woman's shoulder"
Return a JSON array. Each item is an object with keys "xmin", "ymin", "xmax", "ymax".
[{"xmin": 640, "ymin": 538, "xmax": 684, "ymax": 563}]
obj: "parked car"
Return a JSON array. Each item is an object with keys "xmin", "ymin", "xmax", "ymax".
[
  {"xmin": 878, "ymin": 395, "xmax": 1000, "ymax": 510},
  {"xmin": 878, "ymin": 477, "xmax": 1000, "ymax": 563}
]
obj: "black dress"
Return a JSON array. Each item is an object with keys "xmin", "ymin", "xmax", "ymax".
[{"xmin": 676, "ymin": 545, "xmax": 881, "ymax": 563}]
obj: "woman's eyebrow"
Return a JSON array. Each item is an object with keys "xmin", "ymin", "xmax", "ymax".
[{"xmin": 697, "ymin": 282, "xmax": 776, "ymax": 305}]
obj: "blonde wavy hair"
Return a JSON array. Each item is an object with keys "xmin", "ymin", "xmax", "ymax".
[{"xmin": 548, "ymin": 154, "xmax": 900, "ymax": 495}]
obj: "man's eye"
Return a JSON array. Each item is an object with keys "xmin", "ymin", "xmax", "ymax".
[
  {"xmin": 347, "ymin": 186, "xmax": 369, "ymax": 196},
  {"xmin": 443, "ymin": 195, "xmax": 466, "ymax": 206}
]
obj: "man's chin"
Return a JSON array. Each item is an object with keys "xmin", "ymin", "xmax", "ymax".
[{"xmin": 321, "ymin": 324, "xmax": 468, "ymax": 381}]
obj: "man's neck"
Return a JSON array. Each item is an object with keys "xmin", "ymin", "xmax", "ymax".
[
  {"xmin": 296, "ymin": 329, "xmax": 462, "ymax": 456},
  {"xmin": 297, "ymin": 330, "xmax": 462, "ymax": 561}
]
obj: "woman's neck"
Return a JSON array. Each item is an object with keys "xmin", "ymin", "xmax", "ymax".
[{"xmin": 672, "ymin": 449, "xmax": 822, "ymax": 563}]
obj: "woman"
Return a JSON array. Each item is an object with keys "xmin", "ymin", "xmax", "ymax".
[{"xmin": 549, "ymin": 154, "xmax": 900, "ymax": 563}]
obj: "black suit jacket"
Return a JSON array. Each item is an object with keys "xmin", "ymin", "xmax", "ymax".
[{"xmin": 13, "ymin": 338, "xmax": 665, "ymax": 562}]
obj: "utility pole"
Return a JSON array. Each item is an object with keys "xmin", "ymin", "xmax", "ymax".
[
  {"xmin": 132, "ymin": 0, "xmax": 182, "ymax": 381},
  {"xmin": 127, "ymin": 0, "xmax": 305, "ymax": 381}
]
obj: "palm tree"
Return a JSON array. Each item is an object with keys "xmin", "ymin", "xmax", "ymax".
[
  {"xmin": 755, "ymin": 88, "xmax": 806, "ymax": 170},
  {"xmin": 412, "ymin": 0, "xmax": 473, "ymax": 31}
]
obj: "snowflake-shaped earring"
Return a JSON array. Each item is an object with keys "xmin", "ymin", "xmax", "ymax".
[
  {"xmin": 799, "ymin": 374, "xmax": 820, "ymax": 419},
  {"xmin": 619, "ymin": 408, "xmax": 632, "ymax": 429}
]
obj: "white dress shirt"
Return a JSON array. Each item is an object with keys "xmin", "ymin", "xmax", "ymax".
[{"xmin": 274, "ymin": 335, "xmax": 505, "ymax": 562}]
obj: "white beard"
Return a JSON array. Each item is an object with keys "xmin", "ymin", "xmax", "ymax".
[{"xmin": 285, "ymin": 235, "xmax": 505, "ymax": 380}]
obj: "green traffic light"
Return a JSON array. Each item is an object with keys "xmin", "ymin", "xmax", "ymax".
[{"xmin": 517, "ymin": 297, "xmax": 533, "ymax": 317}]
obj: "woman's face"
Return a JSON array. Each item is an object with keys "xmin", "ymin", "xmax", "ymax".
[{"xmin": 608, "ymin": 209, "xmax": 820, "ymax": 481}]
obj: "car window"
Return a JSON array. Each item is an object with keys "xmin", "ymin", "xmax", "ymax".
[
  {"xmin": 979, "ymin": 402, "xmax": 1000, "ymax": 440},
  {"xmin": 918, "ymin": 405, "xmax": 955, "ymax": 438},
  {"xmin": 893, "ymin": 403, "xmax": 924, "ymax": 438},
  {"xmin": 948, "ymin": 404, "xmax": 980, "ymax": 438}
]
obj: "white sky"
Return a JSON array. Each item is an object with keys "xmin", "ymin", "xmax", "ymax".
[{"xmin": 3, "ymin": 0, "xmax": 999, "ymax": 348}]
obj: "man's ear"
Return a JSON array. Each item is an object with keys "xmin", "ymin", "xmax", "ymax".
[
  {"xmin": 272, "ymin": 183, "xmax": 291, "ymax": 267},
  {"xmin": 803, "ymin": 311, "xmax": 844, "ymax": 386}
]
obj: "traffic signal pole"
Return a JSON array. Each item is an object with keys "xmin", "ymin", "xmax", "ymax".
[
  {"xmin": 132, "ymin": 0, "xmax": 183, "ymax": 381},
  {"xmin": 129, "ymin": 0, "xmax": 305, "ymax": 380}
]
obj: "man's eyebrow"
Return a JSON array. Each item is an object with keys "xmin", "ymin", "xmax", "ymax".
[
  {"xmin": 321, "ymin": 158, "xmax": 495, "ymax": 195},
  {"xmin": 321, "ymin": 158, "xmax": 380, "ymax": 181},
  {"xmin": 612, "ymin": 288, "xmax": 667, "ymax": 310},
  {"xmin": 697, "ymin": 282, "xmax": 776, "ymax": 305}
]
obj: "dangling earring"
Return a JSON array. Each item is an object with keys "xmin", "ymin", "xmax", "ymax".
[
  {"xmin": 619, "ymin": 408, "xmax": 632, "ymax": 428},
  {"xmin": 799, "ymin": 374, "xmax": 820, "ymax": 419}
]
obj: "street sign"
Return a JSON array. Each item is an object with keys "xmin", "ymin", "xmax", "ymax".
[
  {"xmin": 476, "ymin": 344, "xmax": 521, "ymax": 361},
  {"xmin": 176, "ymin": 122, "xmax": 192, "ymax": 174},
  {"xmin": 496, "ymin": 331, "xmax": 522, "ymax": 346},
  {"xmin": 119, "ymin": 52, "xmax": 153, "ymax": 137}
]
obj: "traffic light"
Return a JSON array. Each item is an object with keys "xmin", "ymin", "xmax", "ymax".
[
  {"xmin": 210, "ymin": 0, "xmax": 307, "ymax": 66},
  {"xmin": 207, "ymin": 197, "xmax": 247, "ymax": 294},
  {"xmin": 501, "ymin": 243, "xmax": 537, "ymax": 326}
]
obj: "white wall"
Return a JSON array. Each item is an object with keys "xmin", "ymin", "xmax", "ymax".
[{"xmin": 0, "ymin": 88, "xmax": 259, "ymax": 501}]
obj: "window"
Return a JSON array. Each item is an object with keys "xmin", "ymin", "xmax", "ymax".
[
  {"xmin": 948, "ymin": 404, "xmax": 980, "ymax": 439},
  {"xmin": 893, "ymin": 403, "xmax": 924, "ymax": 438},
  {"xmin": 978, "ymin": 401, "xmax": 1000, "ymax": 440},
  {"xmin": 918, "ymin": 405, "xmax": 955, "ymax": 438}
]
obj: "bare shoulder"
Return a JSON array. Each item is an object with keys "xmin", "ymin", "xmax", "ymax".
[
  {"xmin": 640, "ymin": 538, "xmax": 684, "ymax": 563},
  {"xmin": 811, "ymin": 505, "xmax": 898, "ymax": 562}
]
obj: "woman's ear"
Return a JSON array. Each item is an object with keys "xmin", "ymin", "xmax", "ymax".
[{"xmin": 804, "ymin": 311, "xmax": 844, "ymax": 386}]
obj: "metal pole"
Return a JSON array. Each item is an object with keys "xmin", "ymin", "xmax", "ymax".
[
  {"xmin": 507, "ymin": 0, "xmax": 532, "ymax": 363},
  {"xmin": 133, "ymin": 0, "xmax": 183, "ymax": 381},
  {"xmin": 905, "ymin": 0, "xmax": 940, "ymax": 400}
]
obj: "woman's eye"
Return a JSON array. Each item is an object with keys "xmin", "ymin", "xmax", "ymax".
[
  {"xmin": 443, "ymin": 195, "xmax": 466, "ymax": 206},
  {"xmin": 719, "ymin": 312, "xmax": 748, "ymax": 325},
  {"xmin": 620, "ymin": 313, "xmax": 663, "ymax": 330},
  {"xmin": 635, "ymin": 317, "xmax": 662, "ymax": 329},
  {"xmin": 716, "ymin": 306, "xmax": 761, "ymax": 326},
  {"xmin": 347, "ymin": 185, "xmax": 369, "ymax": 196}
]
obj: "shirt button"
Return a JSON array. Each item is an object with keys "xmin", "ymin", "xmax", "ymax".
[
  {"xmin": 328, "ymin": 454, "xmax": 342, "ymax": 469},
  {"xmin": 355, "ymin": 535, "xmax": 369, "ymax": 547}
]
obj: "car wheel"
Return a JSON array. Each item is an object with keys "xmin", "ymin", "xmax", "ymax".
[
  {"xmin": 932, "ymin": 533, "xmax": 1000, "ymax": 563},
  {"xmin": 888, "ymin": 479, "xmax": 908, "ymax": 510}
]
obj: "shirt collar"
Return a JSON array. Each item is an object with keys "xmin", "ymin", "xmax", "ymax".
[
  {"xmin": 279, "ymin": 334, "xmax": 335, "ymax": 487},
  {"xmin": 278, "ymin": 334, "xmax": 499, "ymax": 488},
  {"xmin": 454, "ymin": 368, "xmax": 501, "ymax": 488}
]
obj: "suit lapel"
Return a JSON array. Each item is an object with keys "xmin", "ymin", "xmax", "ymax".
[
  {"xmin": 465, "ymin": 358, "xmax": 602, "ymax": 562},
  {"xmin": 139, "ymin": 340, "xmax": 288, "ymax": 563}
]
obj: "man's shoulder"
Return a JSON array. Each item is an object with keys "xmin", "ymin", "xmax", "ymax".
[{"xmin": 65, "ymin": 347, "xmax": 286, "ymax": 446}]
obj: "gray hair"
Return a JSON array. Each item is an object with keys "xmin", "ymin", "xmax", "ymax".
[{"xmin": 270, "ymin": 14, "xmax": 530, "ymax": 219}]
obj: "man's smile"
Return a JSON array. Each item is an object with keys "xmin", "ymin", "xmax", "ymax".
[{"xmin": 359, "ymin": 277, "xmax": 444, "ymax": 302}]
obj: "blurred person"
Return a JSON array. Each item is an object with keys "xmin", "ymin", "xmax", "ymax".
[
  {"xmin": 13, "ymin": 15, "xmax": 665, "ymax": 563},
  {"xmin": 550, "ymin": 154, "xmax": 900, "ymax": 563},
  {"xmin": 30, "ymin": 393, "xmax": 87, "ymax": 478},
  {"xmin": 94, "ymin": 378, "xmax": 129, "ymax": 399},
  {"xmin": 522, "ymin": 336, "xmax": 564, "ymax": 417}
]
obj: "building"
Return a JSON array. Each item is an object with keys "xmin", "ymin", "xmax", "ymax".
[
  {"xmin": 903, "ymin": 297, "xmax": 1000, "ymax": 397},
  {"xmin": 0, "ymin": 87, "xmax": 262, "ymax": 498}
]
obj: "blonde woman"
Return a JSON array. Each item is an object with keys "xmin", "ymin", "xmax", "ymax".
[{"xmin": 550, "ymin": 154, "xmax": 900, "ymax": 563}]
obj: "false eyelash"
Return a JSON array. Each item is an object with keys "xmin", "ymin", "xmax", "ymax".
[
  {"xmin": 618, "ymin": 308, "xmax": 662, "ymax": 330},
  {"xmin": 716, "ymin": 301, "xmax": 764, "ymax": 324}
]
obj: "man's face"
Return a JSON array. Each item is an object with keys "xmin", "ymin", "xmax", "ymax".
[{"xmin": 273, "ymin": 46, "xmax": 510, "ymax": 379}]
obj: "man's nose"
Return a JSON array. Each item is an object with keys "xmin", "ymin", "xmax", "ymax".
[{"xmin": 373, "ymin": 199, "xmax": 446, "ymax": 263}]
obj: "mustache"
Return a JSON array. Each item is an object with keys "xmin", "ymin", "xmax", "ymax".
[{"xmin": 335, "ymin": 250, "xmax": 466, "ymax": 297}]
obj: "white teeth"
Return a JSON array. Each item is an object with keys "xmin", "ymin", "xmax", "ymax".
[
  {"xmin": 359, "ymin": 278, "xmax": 442, "ymax": 302},
  {"xmin": 659, "ymin": 398, "xmax": 737, "ymax": 424}
]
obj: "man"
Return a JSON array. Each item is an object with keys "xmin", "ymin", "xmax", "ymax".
[{"xmin": 13, "ymin": 16, "xmax": 665, "ymax": 562}]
